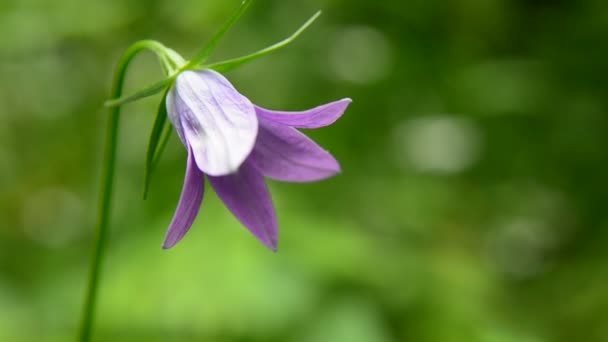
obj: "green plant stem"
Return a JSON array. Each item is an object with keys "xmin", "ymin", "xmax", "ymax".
[{"xmin": 78, "ymin": 40, "xmax": 170, "ymax": 342}]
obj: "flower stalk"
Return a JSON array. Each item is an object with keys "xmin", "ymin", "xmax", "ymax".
[
  {"xmin": 78, "ymin": 40, "xmax": 176, "ymax": 342},
  {"xmin": 79, "ymin": 4, "xmax": 333, "ymax": 340}
]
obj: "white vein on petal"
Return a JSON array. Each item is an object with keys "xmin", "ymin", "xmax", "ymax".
[
  {"xmin": 174, "ymin": 70, "xmax": 257, "ymax": 176},
  {"xmin": 166, "ymin": 87, "xmax": 187, "ymax": 145}
]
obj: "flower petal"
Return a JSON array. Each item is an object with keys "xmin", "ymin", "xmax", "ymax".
[
  {"xmin": 166, "ymin": 86, "xmax": 187, "ymax": 145},
  {"xmin": 249, "ymin": 118, "xmax": 341, "ymax": 182},
  {"xmin": 162, "ymin": 147, "xmax": 205, "ymax": 249},
  {"xmin": 173, "ymin": 70, "xmax": 258, "ymax": 176},
  {"xmin": 208, "ymin": 160, "xmax": 278, "ymax": 250},
  {"xmin": 254, "ymin": 98, "xmax": 351, "ymax": 128}
]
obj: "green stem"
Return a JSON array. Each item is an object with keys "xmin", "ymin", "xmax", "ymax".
[{"xmin": 78, "ymin": 40, "xmax": 171, "ymax": 342}]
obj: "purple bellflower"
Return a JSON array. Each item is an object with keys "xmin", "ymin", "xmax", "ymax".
[{"xmin": 163, "ymin": 69, "xmax": 351, "ymax": 250}]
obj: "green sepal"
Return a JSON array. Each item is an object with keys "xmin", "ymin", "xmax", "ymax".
[
  {"xmin": 143, "ymin": 120, "xmax": 173, "ymax": 199},
  {"xmin": 104, "ymin": 77, "xmax": 174, "ymax": 107},
  {"xmin": 185, "ymin": 0, "xmax": 252, "ymax": 68},
  {"xmin": 143, "ymin": 89, "xmax": 170, "ymax": 199},
  {"xmin": 204, "ymin": 11, "xmax": 322, "ymax": 73},
  {"xmin": 152, "ymin": 123, "xmax": 173, "ymax": 175}
]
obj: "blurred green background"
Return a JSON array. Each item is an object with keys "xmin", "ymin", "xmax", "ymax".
[{"xmin": 1, "ymin": 0, "xmax": 608, "ymax": 341}]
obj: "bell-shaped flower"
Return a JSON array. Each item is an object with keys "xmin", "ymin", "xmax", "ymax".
[{"xmin": 163, "ymin": 69, "xmax": 351, "ymax": 251}]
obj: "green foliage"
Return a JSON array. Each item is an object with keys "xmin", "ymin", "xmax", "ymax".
[{"xmin": 1, "ymin": 0, "xmax": 608, "ymax": 341}]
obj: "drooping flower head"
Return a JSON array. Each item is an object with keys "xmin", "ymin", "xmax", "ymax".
[
  {"xmin": 103, "ymin": 2, "xmax": 350, "ymax": 251},
  {"xmin": 85, "ymin": 5, "xmax": 350, "ymax": 341},
  {"xmin": 163, "ymin": 69, "xmax": 351, "ymax": 250}
]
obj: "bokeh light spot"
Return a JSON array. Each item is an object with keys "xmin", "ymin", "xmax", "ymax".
[
  {"xmin": 394, "ymin": 115, "xmax": 482, "ymax": 174},
  {"xmin": 21, "ymin": 187, "xmax": 85, "ymax": 247},
  {"xmin": 329, "ymin": 26, "xmax": 393, "ymax": 84}
]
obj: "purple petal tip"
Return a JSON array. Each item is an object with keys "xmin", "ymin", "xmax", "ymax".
[
  {"xmin": 264, "ymin": 238, "xmax": 278, "ymax": 252},
  {"xmin": 254, "ymin": 97, "xmax": 352, "ymax": 129},
  {"xmin": 261, "ymin": 240, "xmax": 278, "ymax": 252},
  {"xmin": 332, "ymin": 97, "xmax": 353, "ymax": 112},
  {"xmin": 162, "ymin": 147, "xmax": 204, "ymax": 250},
  {"xmin": 250, "ymin": 121, "xmax": 343, "ymax": 182},
  {"xmin": 208, "ymin": 161, "xmax": 279, "ymax": 254}
]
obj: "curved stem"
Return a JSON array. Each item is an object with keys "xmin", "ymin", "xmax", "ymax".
[{"xmin": 78, "ymin": 40, "xmax": 170, "ymax": 342}]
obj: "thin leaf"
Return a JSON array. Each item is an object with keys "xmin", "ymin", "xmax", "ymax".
[
  {"xmin": 186, "ymin": 0, "xmax": 253, "ymax": 68},
  {"xmin": 153, "ymin": 123, "xmax": 173, "ymax": 171},
  {"xmin": 143, "ymin": 90, "xmax": 169, "ymax": 199},
  {"xmin": 205, "ymin": 11, "xmax": 322, "ymax": 73},
  {"xmin": 143, "ymin": 123, "xmax": 173, "ymax": 199},
  {"xmin": 104, "ymin": 77, "xmax": 173, "ymax": 107}
]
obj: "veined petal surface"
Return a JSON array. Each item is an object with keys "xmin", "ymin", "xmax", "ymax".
[
  {"xmin": 254, "ymin": 98, "xmax": 351, "ymax": 128},
  {"xmin": 166, "ymin": 87, "xmax": 186, "ymax": 145},
  {"xmin": 249, "ymin": 118, "xmax": 341, "ymax": 182},
  {"xmin": 173, "ymin": 70, "xmax": 258, "ymax": 176}
]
